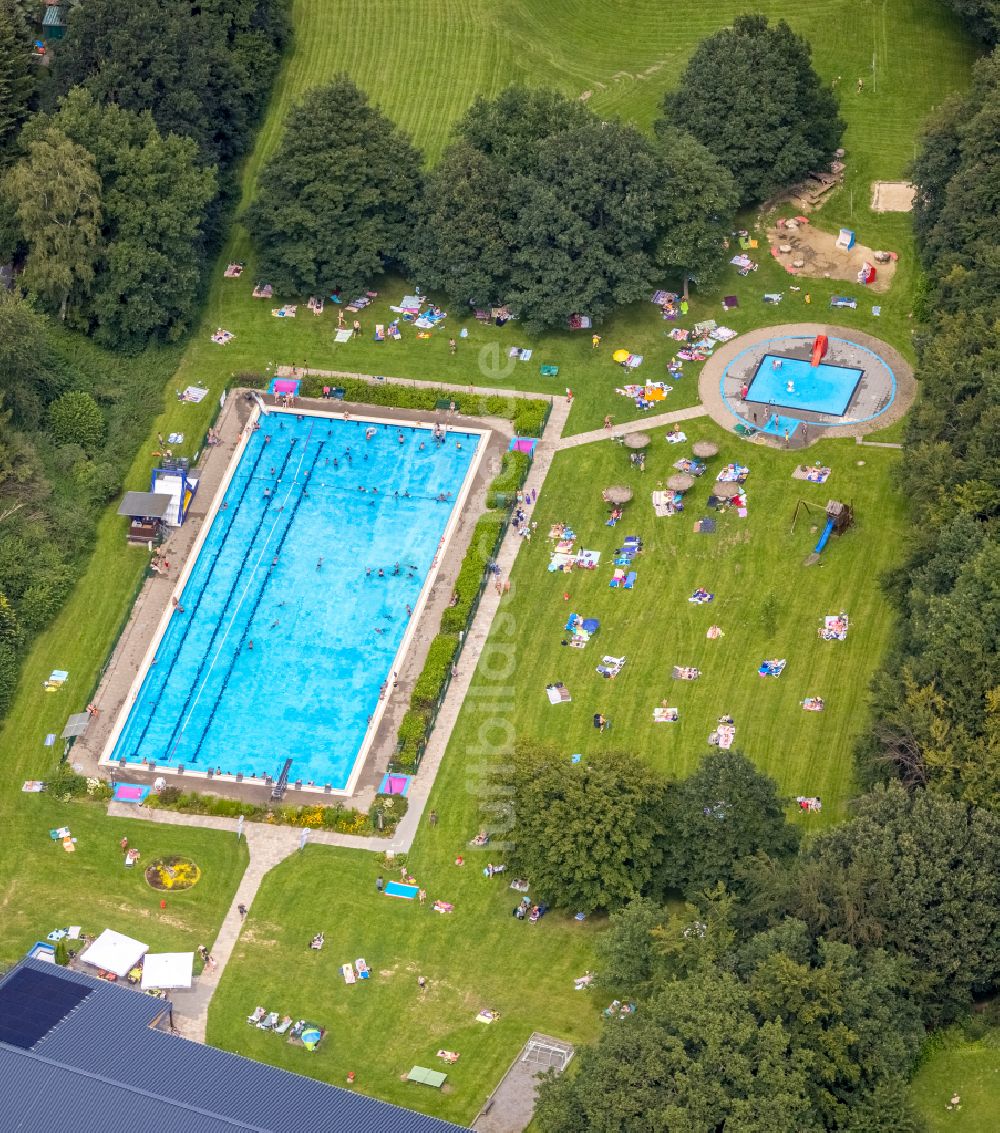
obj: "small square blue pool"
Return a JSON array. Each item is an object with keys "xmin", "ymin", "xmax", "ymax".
[{"xmin": 746, "ymin": 355, "xmax": 863, "ymax": 417}]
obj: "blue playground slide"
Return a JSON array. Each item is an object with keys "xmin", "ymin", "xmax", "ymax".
[{"xmin": 815, "ymin": 517, "xmax": 835, "ymax": 554}]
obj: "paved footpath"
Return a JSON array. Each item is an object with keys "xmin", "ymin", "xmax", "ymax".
[{"xmin": 556, "ymin": 404, "xmax": 707, "ymax": 450}]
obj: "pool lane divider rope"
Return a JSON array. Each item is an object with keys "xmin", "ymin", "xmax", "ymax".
[
  {"xmin": 184, "ymin": 435, "xmax": 327, "ymax": 768},
  {"xmin": 126, "ymin": 434, "xmax": 276, "ymax": 755},
  {"xmin": 160, "ymin": 431, "xmax": 310, "ymax": 761}
]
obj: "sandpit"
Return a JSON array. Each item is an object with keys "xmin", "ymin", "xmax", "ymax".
[
  {"xmin": 871, "ymin": 181, "xmax": 916, "ymax": 213},
  {"xmin": 766, "ymin": 222, "xmax": 896, "ymax": 293}
]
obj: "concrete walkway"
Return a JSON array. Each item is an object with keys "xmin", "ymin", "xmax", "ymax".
[{"xmin": 555, "ymin": 404, "xmax": 708, "ymax": 450}]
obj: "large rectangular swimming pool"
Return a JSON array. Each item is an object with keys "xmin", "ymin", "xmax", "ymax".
[
  {"xmin": 108, "ymin": 413, "xmax": 480, "ymax": 789},
  {"xmin": 746, "ymin": 354, "xmax": 863, "ymax": 416}
]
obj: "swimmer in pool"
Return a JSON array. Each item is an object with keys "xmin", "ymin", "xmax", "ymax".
[{"xmin": 316, "ymin": 557, "xmax": 323, "ymax": 571}]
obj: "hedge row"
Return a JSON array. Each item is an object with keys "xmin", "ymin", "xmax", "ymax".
[
  {"xmin": 394, "ymin": 467, "xmax": 528, "ymax": 768},
  {"xmin": 411, "ymin": 633, "xmax": 460, "ymax": 708},
  {"xmin": 145, "ymin": 788, "xmax": 406, "ymax": 836},
  {"xmin": 486, "ymin": 450, "xmax": 532, "ymax": 508},
  {"xmin": 291, "ymin": 375, "xmax": 549, "ymax": 437}
]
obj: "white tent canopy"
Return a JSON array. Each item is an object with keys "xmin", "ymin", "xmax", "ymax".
[
  {"xmin": 79, "ymin": 929, "xmax": 149, "ymax": 978},
  {"xmin": 141, "ymin": 952, "xmax": 194, "ymax": 991}
]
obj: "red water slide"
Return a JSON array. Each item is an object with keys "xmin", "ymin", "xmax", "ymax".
[{"xmin": 810, "ymin": 334, "xmax": 828, "ymax": 367}]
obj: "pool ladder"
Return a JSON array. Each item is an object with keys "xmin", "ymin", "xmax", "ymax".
[{"xmin": 270, "ymin": 758, "xmax": 293, "ymax": 800}]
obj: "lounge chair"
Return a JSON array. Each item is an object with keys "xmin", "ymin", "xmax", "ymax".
[
  {"xmin": 247, "ymin": 1006, "xmax": 266, "ymax": 1025},
  {"xmin": 623, "ymin": 571, "xmax": 637, "ymax": 589},
  {"xmin": 273, "ymin": 1015, "xmax": 293, "ymax": 1035},
  {"xmin": 355, "ymin": 958, "xmax": 370, "ymax": 980},
  {"xmin": 257, "ymin": 1011, "xmax": 279, "ymax": 1030},
  {"xmin": 596, "ymin": 655, "xmax": 626, "ymax": 679}
]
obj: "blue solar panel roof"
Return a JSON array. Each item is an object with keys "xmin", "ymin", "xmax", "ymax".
[
  {"xmin": 0, "ymin": 959, "xmax": 469, "ymax": 1132},
  {"xmin": 0, "ymin": 967, "xmax": 91, "ymax": 1049}
]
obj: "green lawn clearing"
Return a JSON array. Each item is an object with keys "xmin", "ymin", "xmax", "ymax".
[
  {"xmin": 911, "ymin": 1028, "xmax": 1000, "ymax": 1133},
  {"xmin": 0, "ymin": 500, "xmax": 249, "ymax": 965},
  {"xmin": 206, "ymin": 415, "xmax": 906, "ymax": 1123},
  {"xmin": 209, "ymin": 840, "xmax": 600, "ymax": 1125},
  {"xmin": 480, "ymin": 420, "xmax": 906, "ymax": 825}
]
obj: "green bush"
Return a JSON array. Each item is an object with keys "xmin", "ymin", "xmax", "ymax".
[
  {"xmin": 511, "ymin": 399, "xmax": 548, "ymax": 437},
  {"xmin": 47, "ymin": 391, "xmax": 106, "ymax": 451},
  {"xmin": 486, "ymin": 450, "xmax": 531, "ymax": 508},
  {"xmin": 47, "ymin": 764, "xmax": 90, "ymax": 799},
  {"xmin": 374, "ymin": 792, "xmax": 409, "ymax": 819},
  {"xmin": 410, "ymin": 634, "xmax": 458, "ymax": 708},
  {"xmin": 398, "ymin": 708, "xmax": 429, "ymax": 750}
]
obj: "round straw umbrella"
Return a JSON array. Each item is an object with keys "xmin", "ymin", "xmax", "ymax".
[
  {"xmin": 692, "ymin": 440, "xmax": 719, "ymax": 458},
  {"xmin": 667, "ymin": 472, "xmax": 696, "ymax": 492},
  {"xmin": 602, "ymin": 485, "xmax": 633, "ymax": 505},
  {"xmin": 624, "ymin": 432, "xmax": 651, "ymax": 450},
  {"xmin": 714, "ymin": 481, "xmax": 741, "ymax": 498}
]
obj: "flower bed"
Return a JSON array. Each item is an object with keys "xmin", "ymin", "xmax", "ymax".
[{"xmin": 145, "ymin": 856, "xmax": 201, "ymax": 891}]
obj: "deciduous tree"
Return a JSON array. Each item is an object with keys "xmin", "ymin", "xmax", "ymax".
[
  {"xmin": 652, "ymin": 127, "xmax": 739, "ymax": 297},
  {"xmin": 658, "ymin": 750, "xmax": 800, "ymax": 898},
  {"xmin": 769, "ymin": 782, "xmax": 1000, "ymax": 1023},
  {"xmin": 5, "ymin": 127, "xmax": 103, "ymax": 320},
  {"xmin": 664, "ymin": 15, "xmax": 844, "ymax": 204},
  {"xmin": 26, "ymin": 89, "xmax": 216, "ymax": 349},
  {"xmin": 246, "ymin": 77, "xmax": 423, "ymax": 297},
  {"xmin": 498, "ymin": 741, "xmax": 668, "ymax": 912}
]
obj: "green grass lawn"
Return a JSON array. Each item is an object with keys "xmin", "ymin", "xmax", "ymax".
[
  {"xmin": 209, "ymin": 838, "xmax": 600, "ymax": 1124},
  {"xmin": 911, "ymin": 1029, "xmax": 1000, "ymax": 1133},
  {"xmin": 495, "ymin": 421, "xmax": 905, "ymax": 823},
  {"xmin": 0, "ymin": 504, "xmax": 249, "ymax": 965},
  {"xmin": 207, "ymin": 416, "xmax": 904, "ymax": 1123}
]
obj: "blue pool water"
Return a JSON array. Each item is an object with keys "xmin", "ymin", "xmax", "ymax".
[
  {"xmin": 746, "ymin": 354, "xmax": 863, "ymax": 416},
  {"xmin": 111, "ymin": 414, "xmax": 479, "ymax": 787}
]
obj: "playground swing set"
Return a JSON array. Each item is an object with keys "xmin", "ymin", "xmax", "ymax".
[{"xmin": 791, "ymin": 498, "xmax": 854, "ymax": 566}]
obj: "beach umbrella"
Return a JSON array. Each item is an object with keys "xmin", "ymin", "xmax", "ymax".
[
  {"xmin": 624, "ymin": 432, "xmax": 651, "ymax": 450},
  {"xmin": 668, "ymin": 473, "xmax": 696, "ymax": 491},
  {"xmin": 612, "ymin": 349, "xmax": 630, "ymax": 363},
  {"xmin": 713, "ymin": 482, "xmax": 741, "ymax": 498},
  {"xmin": 692, "ymin": 441, "xmax": 719, "ymax": 458},
  {"xmin": 602, "ymin": 485, "xmax": 633, "ymax": 505}
]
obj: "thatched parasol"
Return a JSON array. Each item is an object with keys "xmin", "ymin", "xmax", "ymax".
[
  {"xmin": 667, "ymin": 472, "xmax": 696, "ymax": 492},
  {"xmin": 713, "ymin": 481, "xmax": 742, "ymax": 498},
  {"xmin": 692, "ymin": 441, "xmax": 719, "ymax": 458},
  {"xmin": 624, "ymin": 432, "xmax": 651, "ymax": 450},
  {"xmin": 602, "ymin": 485, "xmax": 633, "ymax": 505}
]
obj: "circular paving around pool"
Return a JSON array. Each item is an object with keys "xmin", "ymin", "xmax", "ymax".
[{"xmin": 698, "ymin": 323, "xmax": 915, "ymax": 447}]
